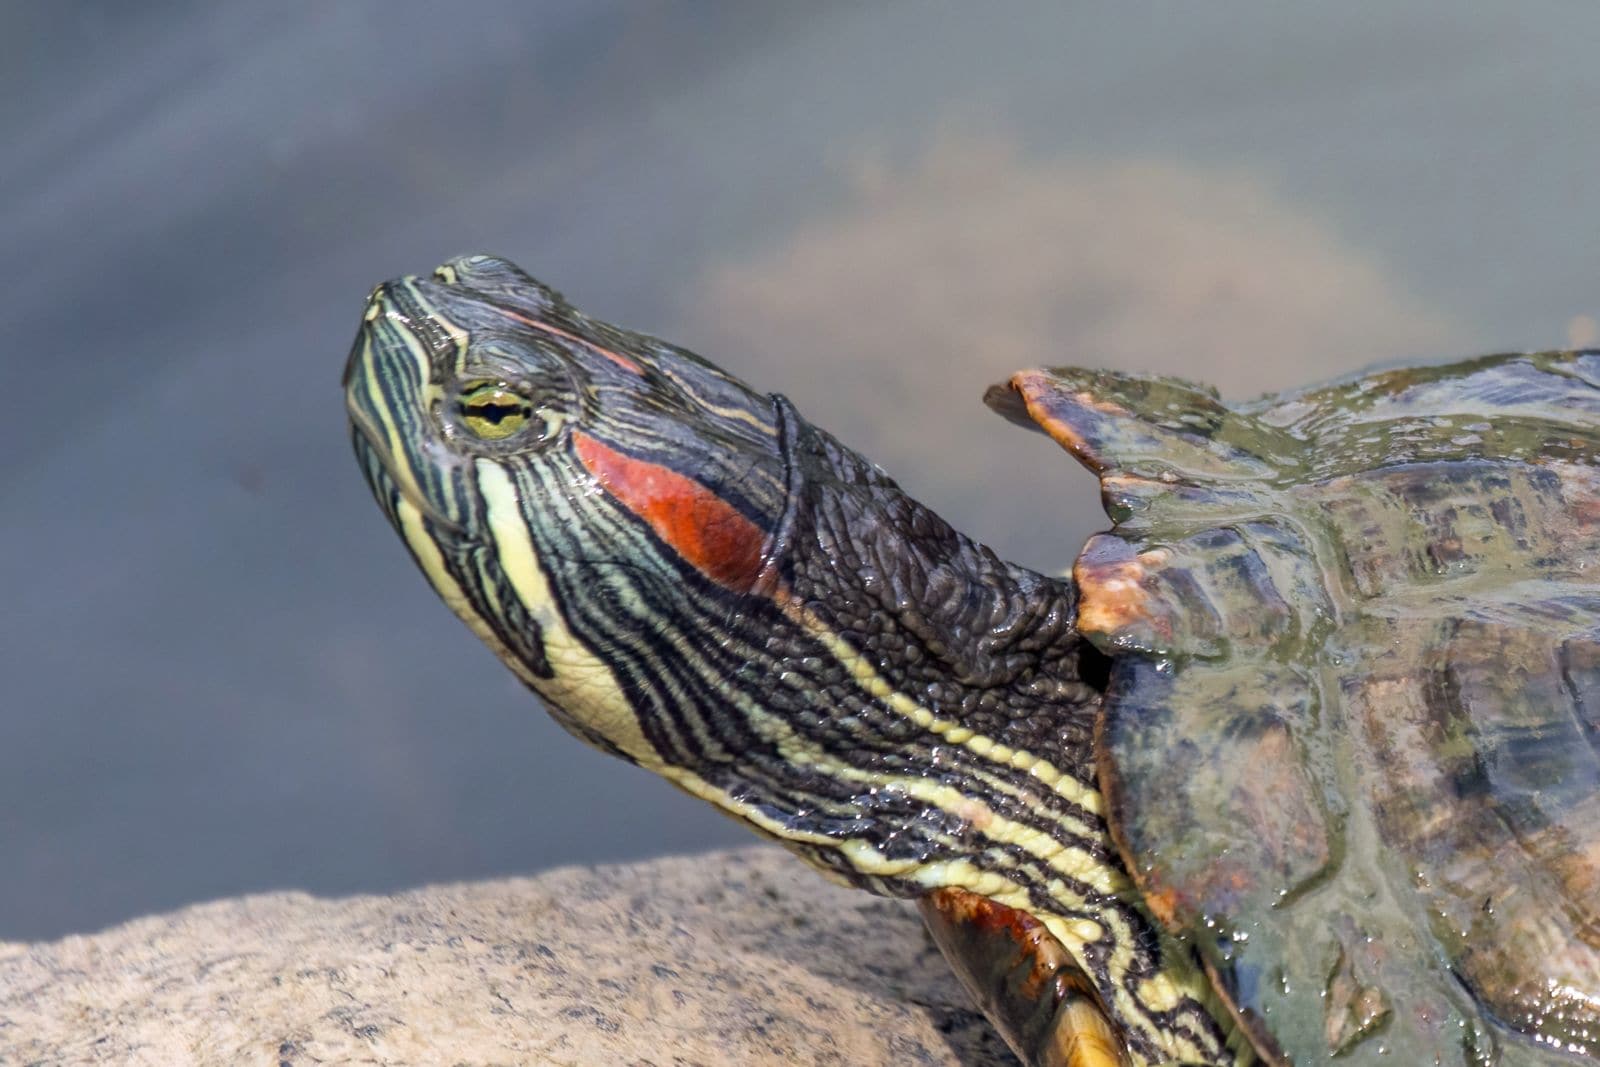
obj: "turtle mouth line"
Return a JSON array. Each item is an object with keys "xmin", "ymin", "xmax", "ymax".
[{"xmin": 348, "ymin": 414, "xmax": 467, "ymax": 538}]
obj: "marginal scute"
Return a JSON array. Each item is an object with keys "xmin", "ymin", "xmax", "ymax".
[
  {"xmin": 997, "ymin": 367, "xmax": 1282, "ymax": 480},
  {"xmin": 1096, "ymin": 657, "xmax": 1334, "ymax": 988},
  {"xmin": 1003, "ymin": 352, "xmax": 1600, "ymax": 1063},
  {"xmin": 1075, "ymin": 519, "xmax": 1332, "ymax": 663},
  {"xmin": 1071, "ymin": 536, "xmax": 1178, "ymax": 656}
]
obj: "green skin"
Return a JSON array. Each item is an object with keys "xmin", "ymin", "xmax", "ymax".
[{"xmin": 346, "ymin": 255, "xmax": 1600, "ymax": 1066}]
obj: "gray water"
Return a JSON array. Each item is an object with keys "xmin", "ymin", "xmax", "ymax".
[{"xmin": 4, "ymin": 2, "xmax": 1598, "ymax": 940}]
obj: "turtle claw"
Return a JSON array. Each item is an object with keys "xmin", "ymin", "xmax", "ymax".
[{"xmin": 918, "ymin": 888, "xmax": 1131, "ymax": 1067}]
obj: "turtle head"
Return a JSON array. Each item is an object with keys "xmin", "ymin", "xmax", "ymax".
[
  {"xmin": 344, "ymin": 254, "xmax": 796, "ymax": 764},
  {"xmin": 345, "ymin": 256, "xmax": 1097, "ymax": 891}
]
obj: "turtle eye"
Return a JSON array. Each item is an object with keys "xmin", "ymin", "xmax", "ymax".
[{"xmin": 456, "ymin": 382, "xmax": 537, "ymax": 440}]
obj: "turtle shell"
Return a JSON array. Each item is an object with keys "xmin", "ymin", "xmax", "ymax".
[{"xmin": 996, "ymin": 352, "xmax": 1600, "ymax": 1064}]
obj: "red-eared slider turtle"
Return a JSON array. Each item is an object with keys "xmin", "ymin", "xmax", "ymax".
[{"xmin": 344, "ymin": 255, "xmax": 1600, "ymax": 1066}]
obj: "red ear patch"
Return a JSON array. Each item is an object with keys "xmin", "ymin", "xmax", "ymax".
[{"xmin": 574, "ymin": 432, "xmax": 767, "ymax": 591}]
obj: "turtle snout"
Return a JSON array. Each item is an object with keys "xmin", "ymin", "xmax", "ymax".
[{"xmin": 431, "ymin": 253, "xmax": 534, "ymax": 290}]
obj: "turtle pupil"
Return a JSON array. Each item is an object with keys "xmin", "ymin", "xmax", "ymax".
[
  {"xmin": 456, "ymin": 384, "xmax": 536, "ymax": 440},
  {"xmin": 474, "ymin": 402, "xmax": 522, "ymax": 424}
]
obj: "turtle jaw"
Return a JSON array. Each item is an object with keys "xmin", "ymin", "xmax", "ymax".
[{"xmin": 346, "ymin": 400, "xmax": 468, "ymax": 541}]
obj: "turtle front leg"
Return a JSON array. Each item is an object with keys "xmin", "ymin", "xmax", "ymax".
[{"xmin": 919, "ymin": 888, "xmax": 1129, "ymax": 1067}]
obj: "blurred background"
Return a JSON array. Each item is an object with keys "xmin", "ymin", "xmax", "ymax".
[{"xmin": 4, "ymin": 2, "xmax": 1598, "ymax": 940}]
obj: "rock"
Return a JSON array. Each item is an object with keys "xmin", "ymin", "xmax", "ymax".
[{"xmin": 0, "ymin": 847, "xmax": 1016, "ymax": 1066}]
